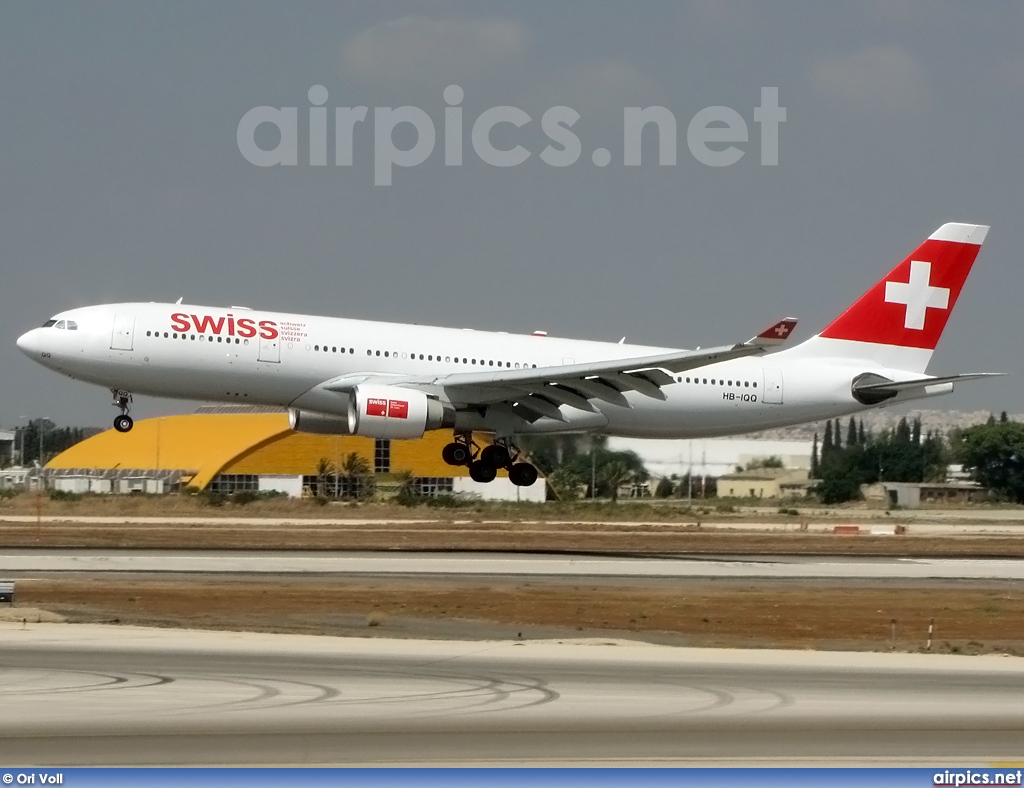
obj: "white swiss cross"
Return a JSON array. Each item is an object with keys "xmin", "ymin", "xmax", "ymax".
[
  {"xmin": 883, "ymin": 260, "xmax": 949, "ymax": 330},
  {"xmin": 774, "ymin": 323, "xmax": 791, "ymax": 337}
]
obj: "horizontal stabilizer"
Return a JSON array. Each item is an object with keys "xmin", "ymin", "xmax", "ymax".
[{"xmin": 853, "ymin": 372, "xmax": 1005, "ymax": 394}]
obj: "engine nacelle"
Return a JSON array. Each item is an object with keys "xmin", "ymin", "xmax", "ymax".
[
  {"xmin": 289, "ymin": 409, "xmax": 353, "ymax": 435},
  {"xmin": 347, "ymin": 384, "xmax": 452, "ymax": 439}
]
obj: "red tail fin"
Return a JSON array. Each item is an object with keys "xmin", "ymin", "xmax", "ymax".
[{"xmin": 819, "ymin": 223, "xmax": 988, "ymax": 350}]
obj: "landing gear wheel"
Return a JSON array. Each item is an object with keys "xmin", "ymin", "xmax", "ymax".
[
  {"xmin": 509, "ymin": 463, "xmax": 538, "ymax": 487},
  {"xmin": 442, "ymin": 442, "xmax": 472, "ymax": 466},
  {"xmin": 480, "ymin": 444, "xmax": 511, "ymax": 469},
  {"xmin": 113, "ymin": 415, "xmax": 134, "ymax": 433},
  {"xmin": 469, "ymin": 460, "xmax": 498, "ymax": 484}
]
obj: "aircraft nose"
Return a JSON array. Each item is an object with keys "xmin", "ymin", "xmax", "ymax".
[{"xmin": 16, "ymin": 329, "xmax": 39, "ymax": 356}]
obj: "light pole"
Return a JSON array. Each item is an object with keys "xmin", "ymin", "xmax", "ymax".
[
  {"xmin": 38, "ymin": 418, "xmax": 50, "ymax": 467},
  {"xmin": 16, "ymin": 416, "xmax": 28, "ymax": 467},
  {"xmin": 35, "ymin": 418, "xmax": 50, "ymax": 491}
]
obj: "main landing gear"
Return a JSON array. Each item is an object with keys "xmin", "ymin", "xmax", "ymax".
[
  {"xmin": 111, "ymin": 389, "xmax": 134, "ymax": 433},
  {"xmin": 442, "ymin": 433, "xmax": 538, "ymax": 487}
]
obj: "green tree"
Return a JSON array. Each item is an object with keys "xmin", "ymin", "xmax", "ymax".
[
  {"xmin": 340, "ymin": 452, "xmax": 370, "ymax": 477},
  {"xmin": 600, "ymin": 460, "xmax": 636, "ymax": 502},
  {"xmin": 546, "ymin": 467, "xmax": 585, "ymax": 501},
  {"xmin": 654, "ymin": 477, "xmax": 675, "ymax": 498},
  {"xmin": 954, "ymin": 419, "xmax": 1024, "ymax": 502},
  {"xmin": 315, "ymin": 458, "xmax": 337, "ymax": 498},
  {"xmin": 340, "ymin": 452, "xmax": 374, "ymax": 499},
  {"xmin": 817, "ymin": 466, "xmax": 862, "ymax": 504},
  {"xmin": 822, "ymin": 421, "xmax": 834, "ymax": 460},
  {"xmin": 810, "ymin": 433, "xmax": 820, "ymax": 479},
  {"xmin": 847, "ymin": 417, "xmax": 858, "ymax": 447},
  {"xmin": 745, "ymin": 455, "xmax": 784, "ymax": 470}
]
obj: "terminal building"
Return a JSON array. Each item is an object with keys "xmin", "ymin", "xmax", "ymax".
[{"xmin": 44, "ymin": 408, "xmax": 544, "ymax": 502}]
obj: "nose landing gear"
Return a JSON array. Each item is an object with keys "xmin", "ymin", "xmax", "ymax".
[
  {"xmin": 441, "ymin": 433, "xmax": 538, "ymax": 487},
  {"xmin": 111, "ymin": 390, "xmax": 134, "ymax": 433}
]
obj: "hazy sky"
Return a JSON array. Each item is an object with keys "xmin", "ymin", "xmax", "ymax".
[{"xmin": 3, "ymin": 1, "xmax": 1023, "ymax": 428}]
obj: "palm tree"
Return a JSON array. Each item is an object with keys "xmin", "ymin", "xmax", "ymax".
[
  {"xmin": 315, "ymin": 457, "xmax": 337, "ymax": 498},
  {"xmin": 341, "ymin": 452, "xmax": 371, "ymax": 477},
  {"xmin": 340, "ymin": 452, "xmax": 373, "ymax": 499},
  {"xmin": 600, "ymin": 460, "xmax": 635, "ymax": 502}
]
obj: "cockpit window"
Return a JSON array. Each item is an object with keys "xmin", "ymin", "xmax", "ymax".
[
  {"xmin": 66, "ymin": 321, "xmax": 78, "ymax": 330},
  {"xmin": 42, "ymin": 319, "xmax": 57, "ymax": 328},
  {"xmin": 54, "ymin": 320, "xmax": 66, "ymax": 329}
]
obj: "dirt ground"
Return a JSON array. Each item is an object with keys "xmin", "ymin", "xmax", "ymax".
[
  {"xmin": 4, "ymin": 496, "xmax": 1022, "ymax": 653},
  {"xmin": 2, "ymin": 520, "xmax": 1024, "ymax": 556},
  {"xmin": 13, "ymin": 577, "xmax": 1024, "ymax": 655},
  {"xmin": 4, "ymin": 492, "xmax": 1021, "ymax": 523}
]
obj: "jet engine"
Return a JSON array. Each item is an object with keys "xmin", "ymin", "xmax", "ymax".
[
  {"xmin": 347, "ymin": 384, "xmax": 453, "ymax": 439},
  {"xmin": 288, "ymin": 409, "xmax": 352, "ymax": 435}
]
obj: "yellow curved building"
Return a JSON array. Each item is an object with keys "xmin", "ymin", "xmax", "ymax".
[{"xmin": 46, "ymin": 411, "xmax": 543, "ymax": 501}]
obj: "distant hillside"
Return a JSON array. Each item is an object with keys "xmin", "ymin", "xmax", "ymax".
[{"xmin": 744, "ymin": 409, "xmax": 1020, "ymax": 441}]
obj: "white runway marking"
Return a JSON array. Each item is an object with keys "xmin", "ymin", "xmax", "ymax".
[{"xmin": 2, "ymin": 549, "xmax": 1023, "ymax": 579}]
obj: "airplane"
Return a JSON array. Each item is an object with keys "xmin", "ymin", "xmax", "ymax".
[{"xmin": 16, "ymin": 222, "xmax": 1000, "ymax": 487}]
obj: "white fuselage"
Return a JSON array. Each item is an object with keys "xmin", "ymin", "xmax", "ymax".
[{"xmin": 17, "ymin": 302, "xmax": 940, "ymax": 438}]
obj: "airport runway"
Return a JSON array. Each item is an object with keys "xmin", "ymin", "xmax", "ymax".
[
  {"xmin": 1, "ymin": 623, "xmax": 1023, "ymax": 765},
  {"xmin": 2, "ymin": 548, "xmax": 1024, "ymax": 580}
]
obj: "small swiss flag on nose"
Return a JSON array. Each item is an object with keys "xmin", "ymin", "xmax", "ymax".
[{"xmin": 819, "ymin": 223, "xmax": 988, "ymax": 350}]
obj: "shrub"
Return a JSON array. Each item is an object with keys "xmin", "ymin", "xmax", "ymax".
[
  {"xmin": 654, "ymin": 478, "xmax": 675, "ymax": 498},
  {"xmin": 48, "ymin": 489, "xmax": 82, "ymax": 502},
  {"xmin": 425, "ymin": 494, "xmax": 468, "ymax": 508},
  {"xmin": 200, "ymin": 490, "xmax": 227, "ymax": 507},
  {"xmin": 232, "ymin": 490, "xmax": 260, "ymax": 506}
]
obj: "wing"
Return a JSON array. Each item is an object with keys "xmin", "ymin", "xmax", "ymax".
[
  {"xmin": 379, "ymin": 317, "xmax": 798, "ymax": 423},
  {"xmin": 302, "ymin": 318, "xmax": 796, "ymax": 424}
]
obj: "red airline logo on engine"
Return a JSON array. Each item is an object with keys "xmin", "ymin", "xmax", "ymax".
[
  {"xmin": 366, "ymin": 398, "xmax": 388, "ymax": 417},
  {"xmin": 362, "ymin": 399, "xmax": 405, "ymax": 417},
  {"xmin": 365, "ymin": 399, "xmax": 408, "ymax": 419}
]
